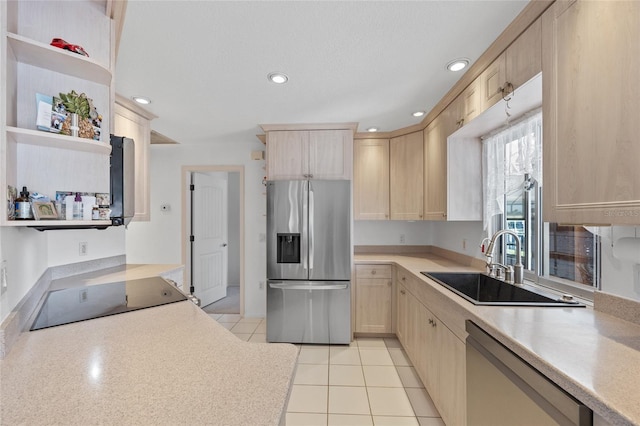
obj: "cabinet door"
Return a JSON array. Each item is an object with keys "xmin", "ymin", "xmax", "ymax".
[
  {"xmin": 424, "ymin": 306, "xmax": 441, "ymax": 400},
  {"xmin": 396, "ymin": 281, "xmax": 408, "ymax": 346},
  {"xmin": 354, "ymin": 139, "xmax": 390, "ymax": 220},
  {"xmin": 355, "ymin": 278, "xmax": 392, "ymax": 333},
  {"xmin": 461, "ymin": 78, "xmax": 482, "ymax": 125},
  {"xmin": 437, "ymin": 322, "xmax": 466, "ymax": 426},
  {"xmin": 480, "ymin": 52, "xmax": 506, "ymax": 110},
  {"xmin": 423, "ymin": 118, "xmax": 447, "ymax": 221},
  {"xmin": 390, "ymin": 131, "xmax": 424, "ymax": 220},
  {"xmin": 542, "ymin": 0, "xmax": 640, "ymax": 224},
  {"xmin": 114, "ymin": 101, "xmax": 153, "ymax": 222},
  {"xmin": 266, "ymin": 131, "xmax": 309, "ymax": 179},
  {"xmin": 308, "ymin": 129, "xmax": 353, "ymax": 179},
  {"xmin": 506, "ymin": 18, "xmax": 541, "ymax": 91}
]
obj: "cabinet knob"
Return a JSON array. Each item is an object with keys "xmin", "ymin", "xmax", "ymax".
[
  {"xmin": 400, "ymin": 289, "xmax": 406, "ymax": 295},
  {"xmin": 402, "ymin": 276, "xmax": 406, "ymax": 281},
  {"xmin": 371, "ymin": 270, "xmax": 376, "ymax": 275}
]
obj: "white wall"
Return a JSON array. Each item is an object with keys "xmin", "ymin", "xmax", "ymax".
[
  {"xmin": 0, "ymin": 227, "xmax": 48, "ymax": 322},
  {"xmin": 354, "ymin": 221, "xmax": 434, "ymax": 246},
  {"xmin": 125, "ymin": 141, "xmax": 267, "ymax": 317},
  {"xmin": 47, "ymin": 227, "xmax": 125, "ymax": 266},
  {"xmin": 0, "ymin": 225, "xmax": 127, "ymax": 323},
  {"xmin": 431, "ymin": 221, "xmax": 486, "ymax": 260},
  {"xmin": 597, "ymin": 226, "xmax": 640, "ymax": 300},
  {"xmin": 227, "ymin": 172, "xmax": 240, "ymax": 286}
]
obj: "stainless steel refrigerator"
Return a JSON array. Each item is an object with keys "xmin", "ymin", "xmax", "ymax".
[{"xmin": 266, "ymin": 180, "xmax": 351, "ymax": 344}]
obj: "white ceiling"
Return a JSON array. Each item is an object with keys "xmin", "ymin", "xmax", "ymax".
[{"xmin": 115, "ymin": 1, "xmax": 528, "ymax": 145}]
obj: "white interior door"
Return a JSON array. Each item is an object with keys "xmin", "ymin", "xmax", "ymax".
[{"xmin": 192, "ymin": 172, "xmax": 228, "ymax": 307}]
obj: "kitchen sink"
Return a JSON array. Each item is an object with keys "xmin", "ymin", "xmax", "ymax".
[{"xmin": 421, "ymin": 272, "xmax": 585, "ymax": 307}]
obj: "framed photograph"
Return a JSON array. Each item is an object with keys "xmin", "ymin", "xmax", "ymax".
[{"xmin": 32, "ymin": 201, "xmax": 58, "ymax": 220}]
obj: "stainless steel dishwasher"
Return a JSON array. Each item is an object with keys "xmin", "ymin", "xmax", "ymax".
[{"xmin": 466, "ymin": 321, "xmax": 592, "ymax": 426}]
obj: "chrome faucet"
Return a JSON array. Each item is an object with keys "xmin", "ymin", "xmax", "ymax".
[{"xmin": 483, "ymin": 230, "xmax": 524, "ymax": 284}]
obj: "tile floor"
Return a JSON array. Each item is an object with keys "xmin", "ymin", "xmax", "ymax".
[{"xmin": 209, "ymin": 314, "xmax": 446, "ymax": 426}]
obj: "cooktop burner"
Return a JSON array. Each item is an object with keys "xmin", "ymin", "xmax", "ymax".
[{"xmin": 30, "ymin": 277, "xmax": 188, "ymax": 331}]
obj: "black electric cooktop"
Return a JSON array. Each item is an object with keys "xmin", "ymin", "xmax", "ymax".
[{"xmin": 30, "ymin": 277, "xmax": 188, "ymax": 331}]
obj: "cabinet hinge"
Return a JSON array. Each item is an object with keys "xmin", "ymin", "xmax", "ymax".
[
  {"xmin": 190, "ymin": 235, "xmax": 195, "ymax": 242},
  {"xmin": 190, "ymin": 184, "xmax": 195, "ymax": 191}
]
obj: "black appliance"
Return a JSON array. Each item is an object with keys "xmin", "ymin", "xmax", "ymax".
[
  {"xmin": 30, "ymin": 277, "xmax": 187, "ymax": 330},
  {"xmin": 109, "ymin": 135, "xmax": 135, "ymax": 226}
]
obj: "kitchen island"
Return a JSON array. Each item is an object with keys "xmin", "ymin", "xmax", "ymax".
[
  {"xmin": 0, "ymin": 265, "xmax": 298, "ymax": 426},
  {"xmin": 355, "ymin": 251, "xmax": 640, "ymax": 425}
]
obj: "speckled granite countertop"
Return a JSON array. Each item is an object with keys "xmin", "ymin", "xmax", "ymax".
[
  {"xmin": 0, "ymin": 272, "xmax": 298, "ymax": 425},
  {"xmin": 356, "ymin": 253, "xmax": 640, "ymax": 426}
]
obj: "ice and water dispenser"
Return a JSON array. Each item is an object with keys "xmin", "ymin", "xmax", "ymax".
[{"xmin": 277, "ymin": 233, "xmax": 300, "ymax": 263}]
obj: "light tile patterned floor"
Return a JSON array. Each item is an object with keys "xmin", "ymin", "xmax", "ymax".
[{"xmin": 211, "ymin": 314, "xmax": 446, "ymax": 426}]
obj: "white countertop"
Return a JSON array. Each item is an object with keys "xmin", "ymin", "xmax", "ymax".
[
  {"xmin": 0, "ymin": 267, "xmax": 298, "ymax": 426},
  {"xmin": 355, "ymin": 253, "xmax": 640, "ymax": 426}
]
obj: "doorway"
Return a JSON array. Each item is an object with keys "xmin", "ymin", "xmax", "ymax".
[{"xmin": 182, "ymin": 165, "xmax": 244, "ymax": 316}]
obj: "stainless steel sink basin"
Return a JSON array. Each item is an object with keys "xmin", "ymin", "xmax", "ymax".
[{"xmin": 421, "ymin": 272, "xmax": 585, "ymax": 307}]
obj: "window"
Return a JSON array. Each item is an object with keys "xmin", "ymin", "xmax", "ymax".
[{"xmin": 482, "ymin": 110, "xmax": 598, "ymax": 298}]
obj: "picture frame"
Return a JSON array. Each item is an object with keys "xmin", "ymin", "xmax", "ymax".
[{"xmin": 32, "ymin": 201, "xmax": 58, "ymax": 220}]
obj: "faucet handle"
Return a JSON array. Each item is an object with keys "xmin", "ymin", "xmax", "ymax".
[
  {"xmin": 480, "ymin": 237, "xmax": 490, "ymax": 254},
  {"xmin": 504, "ymin": 265, "xmax": 514, "ymax": 284}
]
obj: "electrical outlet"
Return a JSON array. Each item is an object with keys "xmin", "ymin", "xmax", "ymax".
[
  {"xmin": 400, "ymin": 234, "xmax": 406, "ymax": 244},
  {"xmin": 79, "ymin": 242, "xmax": 88, "ymax": 256}
]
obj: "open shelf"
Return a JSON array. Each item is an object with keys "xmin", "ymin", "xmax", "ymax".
[
  {"xmin": 7, "ymin": 127, "xmax": 111, "ymax": 154},
  {"xmin": 3, "ymin": 219, "xmax": 112, "ymax": 230},
  {"xmin": 7, "ymin": 33, "xmax": 112, "ymax": 85}
]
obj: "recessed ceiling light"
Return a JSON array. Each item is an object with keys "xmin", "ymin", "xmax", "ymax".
[
  {"xmin": 367, "ymin": 127, "xmax": 379, "ymax": 132},
  {"xmin": 446, "ymin": 58, "xmax": 469, "ymax": 72},
  {"xmin": 132, "ymin": 96, "xmax": 151, "ymax": 105},
  {"xmin": 268, "ymin": 72, "xmax": 289, "ymax": 84},
  {"xmin": 412, "ymin": 111, "xmax": 425, "ymax": 117}
]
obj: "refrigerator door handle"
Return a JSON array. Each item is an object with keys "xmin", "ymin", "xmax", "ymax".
[
  {"xmin": 268, "ymin": 282, "xmax": 348, "ymax": 290},
  {"xmin": 309, "ymin": 187, "xmax": 314, "ymax": 272},
  {"xmin": 302, "ymin": 184, "xmax": 308, "ymax": 271}
]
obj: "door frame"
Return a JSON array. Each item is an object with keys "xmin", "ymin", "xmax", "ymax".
[{"xmin": 181, "ymin": 165, "xmax": 245, "ymax": 316}]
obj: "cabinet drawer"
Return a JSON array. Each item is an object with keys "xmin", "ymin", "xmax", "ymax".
[{"xmin": 356, "ymin": 264, "xmax": 392, "ymax": 279}]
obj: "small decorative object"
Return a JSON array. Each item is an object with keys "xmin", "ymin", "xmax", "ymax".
[
  {"xmin": 58, "ymin": 90, "xmax": 95, "ymax": 139},
  {"xmin": 50, "ymin": 38, "xmax": 89, "ymax": 57},
  {"xmin": 36, "ymin": 93, "xmax": 68, "ymax": 134},
  {"xmin": 55, "ymin": 191, "xmax": 73, "ymax": 220},
  {"xmin": 95, "ymin": 193, "xmax": 110, "ymax": 206},
  {"xmin": 7, "ymin": 185, "xmax": 17, "ymax": 220},
  {"xmin": 32, "ymin": 202, "xmax": 58, "ymax": 220}
]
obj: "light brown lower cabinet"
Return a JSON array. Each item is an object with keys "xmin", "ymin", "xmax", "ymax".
[
  {"xmin": 396, "ymin": 269, "xmax": 466, "ymax": 426},
  {"xmin": 355, "ymin": 265, "xmax": 393, "ymax": 333}
]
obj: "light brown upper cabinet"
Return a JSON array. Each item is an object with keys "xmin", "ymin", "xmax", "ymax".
[
  {"xmin": 423, "ymin": 117, "xmax": 447, "ymax": 221},
  {"xmin": 449, "ymin": 78, "xmax": 483, "ymax": 130},
  {"xmin": 481, "ymin": 17, "xmax": 542, "ymax": 111},
  {"xmin": 266, "ymin": 129, "xmax": 353, "ymax": 180},
  {"xmin": 354, "ymin": 139, "xmax": 390, "ymax": 220},
  {"xmin": 390, "ymin": 131, "xmax": 424, "ymax": 220},
  {"xmin": 114, "ymin": 96, "xmax": 156, "ymax": 222},
  {"xmin": 542, "ymin": 0, "xmax": 640, "ymax": 225},
  {"xmin": 506, "ymin": 18, "xmax": 542, "ymax": 91}
]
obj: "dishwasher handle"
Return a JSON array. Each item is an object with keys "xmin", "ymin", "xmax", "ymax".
[{"xmin": 268, "ymin": 282, "xmax": 348, "ymax": 291}]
